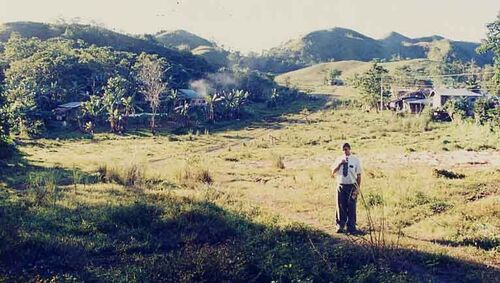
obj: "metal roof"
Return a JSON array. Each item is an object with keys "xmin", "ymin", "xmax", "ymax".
[
  {"xmin": 58, "ymin": 102, "xmax": 83, "ymax": 108},
  {"xmin": 178, "ymin": 89, "xmax": 204, "ymax": 99},
  {"xmin": 431, "ymin": 89, "xmax": 483, "ymax": 97}
]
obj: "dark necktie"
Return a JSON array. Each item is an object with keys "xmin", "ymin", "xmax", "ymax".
[{"xmin": 342, "ymin": 160, "xmax": 348, "ymax": 177}]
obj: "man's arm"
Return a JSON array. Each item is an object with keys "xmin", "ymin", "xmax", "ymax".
[
  {"xmin": 331, "ymin": 159, "xmax": 346, "ymax": 176},
  {"xmin": 356, "ymin": 174, "xmax": 361, "ymax": 187}
]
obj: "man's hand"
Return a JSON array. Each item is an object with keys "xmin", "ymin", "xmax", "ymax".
[
  {"xmin": 338, "ymin": 158, "xmax": 347, "ymax": 167},
  {"xmin": 332, "ymin": 158, "xmax": 347, "ymax": 175},
  {"xmin": 351, "ymin": 189, "xmax": 359, "ymax": 200}
]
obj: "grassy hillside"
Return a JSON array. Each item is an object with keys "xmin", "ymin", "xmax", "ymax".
[
  {"xmin": 1, "ymin": 97, "xmax": 499, "ymax": 281},
  {"xmin": 154, "ymin": 30, "xmax": 229, "ymax": 69},
  {"xmin": 275, "ymin": 59, "xmax": 436, "ymax": 95},
  {"xmin": 155, "ymin": 29, "xmax": 215, "ymax": 50},
  {"xmin": 191, "ymin": 45, "xmax": 229, "ymax": 69},
  {"xmin": 0, "ymin": 22, "xmax": 214, "ymax": 76},
  {"xmin": 268, "ymin": 27, "xmax": 385, "ymax": 63}
]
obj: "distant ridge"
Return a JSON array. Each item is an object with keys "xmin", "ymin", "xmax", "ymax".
[
  {"xmin": 155, "ymin": 29, "xmax": 215, "ymax": 50},
  {"xmin": 265, "ymin": 27, "xmax": 493, "ymax": 66},
  {"xmin": 154, "ymin": 29, "xmax": 228, "ymax": 68},
  {"xmin": 0, "ymin": 21, "xmax": 214, "ymax": 76}
]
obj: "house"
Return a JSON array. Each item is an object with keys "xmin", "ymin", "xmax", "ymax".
[
  {"xmin": 327, "ymin": 78, "xmax": 344, "ymax": 86},
  {"xmin": 53, "ymin": 102, "xmax": 83, "ymax": 121},
  {"xmin": 177, "ymin": 89, "xmax": 207, "ymax": 107},
  {"xmin": 405, "ymin": 98, "xmax": 429, "ymax": 114},
  {"xmin": 388, "ymin": 91, "xmax": 428, "ymax": 114},
  {"xmin": 430, "ymin": 89, "xmax": 483, "ymax": 109}
]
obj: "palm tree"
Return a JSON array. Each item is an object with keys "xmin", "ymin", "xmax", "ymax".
[
  {"xmin": 205, "ymin": 92, "xmax": 224, "ymax": 123},
  {"xmin": 224, "ymin": 89, "xmax": 249, "ymax": 119}
]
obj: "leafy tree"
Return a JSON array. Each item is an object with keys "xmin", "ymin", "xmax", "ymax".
[
  {"xmin": 477, "ymin": 12, "xmax": 500, "ymax": 65},
  {"xmin": 221, "ymin": 89, "xmax": 249, "ymax": 119},
  {"xmin": 444, "ymin": 98, "xmax": 468, "ymax": 122},
  {"xmin": 477, "ymin": 12, "xmax": 500, "ymax": 95},
  {"xmin": 3, "ymin": 37, "xmax": 86, "ymax": 135},
  {"xmin": 473, "ymin": 97, "xmax": 496, "ymax": 125},
  {"xmin": 102, "ymin": 76, "xmax": 133, "ymax": 133},
  {"xmin": 349, "ymin": 63, "xmax": 388, "ymax": 111},
  {"xmin": 480, "ymin": 65, "xmax": 500, "ymax": 95},
  {"xmin": 77, "ymin": 45, "xmax": 136, "ymax": 96},
  {"xmin": 81, "ymin": 95, "xmax": 103, "ymax": 136},
  {"xmin": 165, "ymin": 89, "xmax": 179, "ymax": 114},
  {"xmin": 465, "ymin": 60, "xmax": 481, "ymax": 92},
  {"xmin": 205, "ymin": 92, "xmax": 224, "ymax": 123},
  {"xmin": 324, "ymin": 68, "xmax": 342, "ymax": 86},
  {"xmin": 234, "ymin": 70, "xmax": 274, "ymax": 102},
  {"xmin": 389, "ymin": 65, "xmax": 420, "ymax": 95},
  {"xmin": 2, "ymin": 33, "xmax": 42, "ymax": 62},
  {"xmin": 134, "ymin": 53, "xmax": 168, "ymax": 134},
  {"xmin": 0, "ymin": 90, "xmax": 15, "ymax": 158}
]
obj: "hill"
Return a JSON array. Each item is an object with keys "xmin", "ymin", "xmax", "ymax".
[
  {"xmin": 154, "ymin": 29, "xmax": 229, "ymax": 69},
  {"xmin": 268, "ymin": 27, "xmax": 386, "ymax": 63},
  {"xmin": 155, "ymin": 29, "xmax": 215, "ymax": 50},
  {"xmin": 275, "ymin": 59, "xmax": 436, "ymax": 95},
  {"xmin": 265, "ymin": 27, "xmax": 493, "ymax": 71},
  {"xmin": 0, "ymin": 22, "xmax": 214, "ymax": 77}
]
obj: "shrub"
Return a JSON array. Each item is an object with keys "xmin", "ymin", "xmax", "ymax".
[
  {"xmin": 417, "ymin": 107, "xmax": 433, "ymax": 131},
  {"xmin": 433, "ymin": 169, "xmax": 465, "ymax": 179},
  {"xmin": 366, "ymin": 192, "xmax": 384, "ymax": 207},
  {"xmin": 0, "ymin": 137, "xmax": 16, "ymax": 159},
  {"xmin": 196, "ymin": 168, "xmax": 213, "ymax": 184},
  {"xmin": 176, "ymin": 157, "xmax": 214, "ymax": 187},
  {"xmin": 272, "ymin": 154, "xmax": 285, "ymax": 169},
  {"xmin": 473, "ymin": 97, "xmax": 496, "ymax": 125},
  {"xmin": 429, "ymin": 200, "xmax": 452, "ymax": 214},
  {"xmin": 27, "ymin": 170, "xmax": 61, "ymax": 206},
  {"xmin": 97, "ymin": 163, "xmax": 147, "ymax": 187},
  {"xmin": 444, "ymin": 98, "xmax": 468, "ymax": 122}
]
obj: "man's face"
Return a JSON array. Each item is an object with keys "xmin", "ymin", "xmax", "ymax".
[{"xmin": 343, "ymin": 146, "xmax": 351, "ymax": 156}]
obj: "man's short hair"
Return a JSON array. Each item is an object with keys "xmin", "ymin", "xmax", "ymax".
[{"xmin": 341, "ymin": 142, "xmax": 351, "ymax": 150}]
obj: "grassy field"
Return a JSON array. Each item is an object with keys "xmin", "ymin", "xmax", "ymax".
[
  {"xmin": 275, "ymin": 59, "xmax": 436, "ymax": 95},
  {"xmin": 1, "ymin": 96, "xmax": 499, "ymax": 282}
]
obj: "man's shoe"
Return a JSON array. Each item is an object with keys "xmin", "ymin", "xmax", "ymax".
[{"xmin": 335, "ymin": 227, "xmax": 345, "ymax": 233}]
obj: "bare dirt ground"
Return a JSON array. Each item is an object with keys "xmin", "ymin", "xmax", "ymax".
[{"xmin": 284, "ymin": 150, "xmax": 500, "ymax": 170}]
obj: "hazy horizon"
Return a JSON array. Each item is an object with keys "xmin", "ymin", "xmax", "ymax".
[{"xmin": 1, "ymin": 0, "xmax": 499, "ymax": 53}]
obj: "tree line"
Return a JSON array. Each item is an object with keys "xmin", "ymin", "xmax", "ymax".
[{"xmin": 0, "ymin": 33, "xmax": 299, "ymax": 156}]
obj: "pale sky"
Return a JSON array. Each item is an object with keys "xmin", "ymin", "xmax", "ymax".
[{"xmin": 1, "ymin": 0, "xmax": 499, "ymax": 53}]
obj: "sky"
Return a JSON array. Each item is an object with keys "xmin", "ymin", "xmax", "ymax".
[{"xmin": 0, "ymin": 0, "xmax": 499, "ymax": 53}]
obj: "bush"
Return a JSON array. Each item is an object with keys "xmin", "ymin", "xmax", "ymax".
[
  {"xmin": 417, "ymin": 107, "xmax": 434, "ymax": 131},
  {"xmin": 0, "ymin": 137, "xmax": 15, "ymax": 159},
  {"xmin": 98, "ymin": 163, "xmax": 147, "ymax": 187},
  {"xmin": 473, "ymin": 97, "xmax": 496, "ymax": 125},
  {"xmin": 444, "ymin": 98, "xmax": 469, "ymax": 122},
  {"xmin": 176, "ymin": 157, "xmax": 214, "ymax": 187},
  {"xmin": 27, "ymin": 170, "xmax": 61, "ymax": 206},
  {"xmin": 272, "ymin": 154, "xmax": 285, "ymax": 169},
  {"xmin": 433, "ymin": 169, "xmax": 465, "ymax": 179},
  {"xmin": 366, "ymin": 192, "xmax": 384, "ymax": 207}
]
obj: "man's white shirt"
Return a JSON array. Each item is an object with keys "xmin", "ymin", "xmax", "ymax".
[{"xmin": 331, "ymin": 155, "xmax": 362, "ymax": 185}]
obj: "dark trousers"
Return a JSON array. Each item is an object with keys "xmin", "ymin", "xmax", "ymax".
[{"xmin": 336, "ymin": 184, "xmax": 356, "ymax": 231}]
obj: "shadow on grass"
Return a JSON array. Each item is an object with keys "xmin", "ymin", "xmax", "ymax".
[
  {"xmin": 0, "ymin": 188, "xmax": 497, "ymax": 282},
  {"xmin": 0, "ymin": 151, "xmax": 96, "ymax": 190}
]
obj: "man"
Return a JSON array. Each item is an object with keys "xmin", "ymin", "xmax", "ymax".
[{"xmin": 331, "ymin": 142, "xmax": 362, "ymax": 234}]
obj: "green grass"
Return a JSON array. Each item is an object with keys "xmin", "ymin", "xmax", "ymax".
[{"xmin": 1, "ymin": 99, "xmax": 499, "ymax": 282}]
